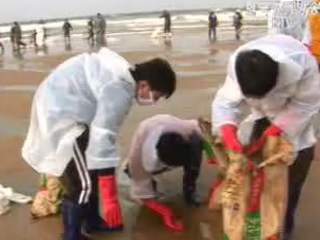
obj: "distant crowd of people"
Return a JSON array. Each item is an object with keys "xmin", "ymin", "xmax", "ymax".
[
  {"xmin": 208, "ymin": 10, "xmax": 243, "ymax": 42},
  {"xmin": 157, "ymin": 9, "xmax": 244, "ymax": 42},
  {"xmin": 0, "ymin": 13, "xmax": 107, "ymax": 54},
  {"xmin": 60, "ymin": 13, "xmax": 107, "ymax": 48},
  {"xmin": 0, "ymin": 10, "xmax": 244, "ymax": 55}
]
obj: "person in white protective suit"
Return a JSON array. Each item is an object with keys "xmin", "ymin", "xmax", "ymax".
[
  {"xmin": 211, "ymin": 34, "xmax": 320, "ymax": 240},
  {"xmin": 268, "ymin": 0, "xmax": 307, "ymax": 41},
  {"xmin": 22, "ymin": 48, "xmax": 176, "ymax": 240},
  {"xmin": 123, "ymin": 114, "xmax": 204, "ymax": 231}
]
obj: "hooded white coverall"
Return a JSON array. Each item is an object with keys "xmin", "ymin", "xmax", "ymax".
[
  {"xmin": 22, "ymin": 48, "xmax": 136, "ymax": 177},
  {"xmin": 124, "ymin": 114, "xmax": 202, "ymax": 200},
  {"xmin": 268, "ymin": 0, "xmax": 307, "ymax": 41},
  {"xmin": 212, "ymin": 34, "xmax": 320, "ymax": 153},
  {"xmin": 212, "ymin": 33, "xmax": 320, "ymax": 235}
]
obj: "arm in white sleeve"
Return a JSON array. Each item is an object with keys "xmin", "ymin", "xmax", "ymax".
[
  {"xmin": 211, "ymin": 56, "xmax": 247, "ymax": 129},
  {"xmin": 302, "ymin": 18, "xmax": 311, "ymax": 46},
  {"xmin": 86, "ymin": 80, "xmax": 134, "ymax": 170},
  {"xmin": 273, "ymin": 61, "xmax": 320, "ymax": 142},
  {"xmin": 128, "ymin": 127, "xmax": 157, "ymax": 200}
]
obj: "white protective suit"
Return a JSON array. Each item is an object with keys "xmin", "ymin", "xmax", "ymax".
[
  {"xmin": 268, "ymin": 0, "xmax": 307, "ymax": 41},
  {"xmin": 22, "ymin": 48, "xmax": 136, "ymax": 176},
  {"xmin": 124, "ymin": 114, "xmax": 202, "ymax": 200},
  {"xmin": 212, "ymin": 34, "xmax": 320, "ymax": 152},
  {"xmin": 35, "ymin": 25, "xmax": 45, "ymax": 48}
]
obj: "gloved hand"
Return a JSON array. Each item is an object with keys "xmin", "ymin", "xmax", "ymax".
[
  {"xmin": 262, "ymin": 124, "xmax": 285, "ymax": 160},
  {"xmin": 142, "ymin": 199, "xmax": 184, "ymax": 231},
  {"xmin": 220, "ymin": 124, "xmax": 242, "ymax": 152},
  {"xmin": 98, "ymin": 175, "xmax": 123, "ymax": 230},
  {"xmin": 264, "ymin": 124, "xmax": 282, "ymax": 137},
  {"xmin": 244, "ymin": 124, "xmax": 282, "ymax": 156}
]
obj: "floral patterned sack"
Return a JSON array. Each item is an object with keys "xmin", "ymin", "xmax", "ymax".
[
  {"xmin": 198, "ymin": 118, "xmax": 293, "ymax": 240},
  {"xmin": 30, "ymin": 175, "xmax": 63, "ymax": 219}
]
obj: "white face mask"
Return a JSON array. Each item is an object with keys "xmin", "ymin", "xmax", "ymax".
[{"xmin": 136, "ymin": 90, "xmax": 156, "ymax": 106}]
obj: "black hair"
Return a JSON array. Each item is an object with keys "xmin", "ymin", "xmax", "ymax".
[
  {"xmin": 235, "ymin": 50, "xmax": 279, "ymax": 98},
  {"xmin": 156, "ymin": 132, "xmax": 191, "ymax": 167},
  {"xmin": 130, "ymin": 58, "xmax": 176, "ymax": 99}
]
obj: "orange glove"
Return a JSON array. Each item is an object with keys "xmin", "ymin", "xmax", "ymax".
[
  {"xmin": 264, "ymin": 124, "xmax": 282, "ymax": 137},
  {"xmin": 98, "ymin": 176, "xmax": 123, "ymax": 230},
  {"xmin": 142, "ymin": 199, "xmax": 184, "ymax": 231},
  {"xmin": 220, "ymin": 124, "xmax": 242, "ymax": 152}
]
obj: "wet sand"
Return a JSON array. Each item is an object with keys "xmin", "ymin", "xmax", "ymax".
[{"xmin": 0, "ymin": 27, "xmax": 320, "ymax": 240}]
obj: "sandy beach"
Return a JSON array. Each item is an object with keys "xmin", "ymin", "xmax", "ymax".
[{"xmin": 0, "ymin": 25, "xmax": 319, "ymax": 240}]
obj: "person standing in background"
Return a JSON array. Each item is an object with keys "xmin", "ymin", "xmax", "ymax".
[
  {"xmin": 208, "ymin": 11, "xmax": 218, "ymax": 41},
  {"xmin": 39, "ymin": 20, "xmax": 48, "ymax": 45},
  {"xmin": 160, "ymin": 10, "xmax": 172, "ymax": 37},
  {"xmin": 95, "ymin": 13, "xmax": 106, "ymax": 47},
  {"xmin": 11, "ymin": 22, "xmax": 26, "ymax": 51},
  {"xmin": 0, "ymin": 27, "xmax": 4, "ymax": 55},
  {"xmin": 233, "ymin": 10, "xmax": 243, "ymax": 40},
  {"xmin": 87, "ymin": 18, "xmax": 95, "ymax": 47},
  {"xmin": 63, "ymin": 19, "xmax": 73, "ymax": 46},
  {"xmin": 30, "ymin": 30, "xmax": 38, "ymax": 48}
]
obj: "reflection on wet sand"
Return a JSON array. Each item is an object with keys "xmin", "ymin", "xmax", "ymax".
[{"xmin": 0, "ymin": 85, "xmax": 38, "ymax": 92}]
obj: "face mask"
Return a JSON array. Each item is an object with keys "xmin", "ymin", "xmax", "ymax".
[{"xmin": 137, "ymin": 90, "xmax": 156, "ymax": 106}]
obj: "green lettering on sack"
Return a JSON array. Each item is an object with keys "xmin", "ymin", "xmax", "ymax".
[
  {"xmin": 245, "ymin": 212, "xmax": 261, "ymax": 240},
  {"xmin": 223, "ymin": 232, "xmax": 230, "ymax": 240},
  {"xmin": 203, "ymin": 139, "xmax": 214, "ymax": 157}
]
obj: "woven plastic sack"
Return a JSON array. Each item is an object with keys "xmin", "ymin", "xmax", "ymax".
[
  {"xmin": 30, "ymin": 175, "xmax": 63, "ymax": 219},
  {"xmin": 198, "ymin": 118, "xmax": 293, "ymax": 240}
]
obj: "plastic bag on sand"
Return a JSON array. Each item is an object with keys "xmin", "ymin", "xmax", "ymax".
[
  {"xmin": 0, "ymin": 191, "xmax": 10, "ymax": 215},
  {"xmin": 0, "ymin": 184, "xmax": 33, "ymax": 215}
]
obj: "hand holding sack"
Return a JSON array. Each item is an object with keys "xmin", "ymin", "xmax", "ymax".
[{"xmin": 220, "ymin": 124, "xmax": 243, "ymax": 152}]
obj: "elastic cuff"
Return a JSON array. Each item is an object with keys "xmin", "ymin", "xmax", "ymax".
[
  {"xmin": 216, "ymin": 121, "xmax": 238, "ymax": 128},
  {"xmin": 87, "ymin": 157, "xmax": 119, "ymax": 170}
]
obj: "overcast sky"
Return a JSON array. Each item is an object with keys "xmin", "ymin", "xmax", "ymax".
[{"xmin": 0, "ymin": 0, "xmax": 247, "ymax": 23}]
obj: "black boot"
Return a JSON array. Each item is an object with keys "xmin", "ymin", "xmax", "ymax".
[
  {"xmin": 62, "ymin": 198, "xmax": 91, "ymax": 240},
  {"xmin": 83, "ymin": 194, "xmax": 123, "ymax": 233},
  {"xmin": 281, "ymin": 232, "xmax": 293, "ymax": 240},
  {"xmin": 183, "ymin": 166, "xmax": 201, "ymax": 207},
  {"xmin": 82, "ymin": 171, "xmax": 123, "ymax": 234},
  {"xmin": 182, "ymin": 133, "xmax": 203, "ymax": 207},
  {"xmin": 183, "ymin": 184, "xmax": 201, "ymax": 207}
]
